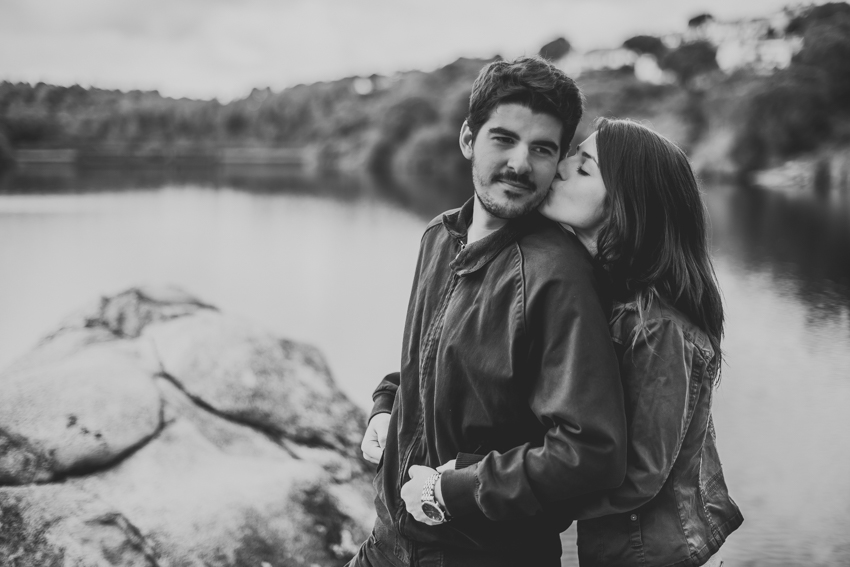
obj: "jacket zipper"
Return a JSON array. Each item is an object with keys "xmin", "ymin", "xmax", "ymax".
[{"xmin": 397, "ymin": 270, "xmax": 462, "ymax": 532}]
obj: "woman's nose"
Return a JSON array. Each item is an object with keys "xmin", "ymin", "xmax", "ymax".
[{"xmin": 556, "ymin": 156, "xmax": 573, "ymax": 180}]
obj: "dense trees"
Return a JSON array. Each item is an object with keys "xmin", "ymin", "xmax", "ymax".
[
  {"xmin": 0, "ymin": 131, "xmax": 12, "ymax": 166},
  {"xmin": 1, "ymin": 2, "xmax": 848, "ymax": 180},
  {"xmin": 660, "ymin": 41, "xmax": 719, "ymax": 85},
  {"xmin": 733, "ymin": 3, "xmax": 850, "ymax": 171},
  {"xmin": 794, "ymin": 13, "xmax": 850, "ymax": 110},
  {"xmin": 732, "ymin": 67, "xmax": 832, "ymax": 172}
]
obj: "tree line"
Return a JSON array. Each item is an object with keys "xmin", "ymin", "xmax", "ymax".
[{"xmin": 2, "ymin": 2, "xmax": 848, "ymax": 183}]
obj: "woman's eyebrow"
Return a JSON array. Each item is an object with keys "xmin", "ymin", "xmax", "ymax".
[{"xmin": 581, "ymin": 150, "xmax": 598, "ymax": 166}]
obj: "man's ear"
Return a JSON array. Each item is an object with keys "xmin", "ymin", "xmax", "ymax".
[{"xmin": 459, "ymin": 120, "xmax": 474, "ymax": 161}]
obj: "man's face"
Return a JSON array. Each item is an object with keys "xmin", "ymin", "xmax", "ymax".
[{"xmin": 460, "ymin": 103, "xmax": 563, "ymax": 220}]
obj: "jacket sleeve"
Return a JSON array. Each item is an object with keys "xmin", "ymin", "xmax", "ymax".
[
  {"xmin": 568, "ymin": 316, "xmax": 704, "ymax": 519},
  {"xmin": 441, "ymin": 259, "xmax": 627, "ymax": 520},
  {"xmin": 369, "ymin": 372, "xmax": 399, "ymax": 423}
]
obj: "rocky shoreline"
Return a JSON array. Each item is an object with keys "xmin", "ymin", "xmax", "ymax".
[{"xmin": 0, "ymin": 287, "xmax": 374, "ymax": 566}]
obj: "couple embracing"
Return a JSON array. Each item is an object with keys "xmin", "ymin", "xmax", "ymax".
[{"xmin": 349, "ymin": 56, "xmax": 743, "ymax": 567}]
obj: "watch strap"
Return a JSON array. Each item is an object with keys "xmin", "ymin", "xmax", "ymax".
[{"xmin": 421, "ymin": 471, "xmax": 451, "ymax": 522}]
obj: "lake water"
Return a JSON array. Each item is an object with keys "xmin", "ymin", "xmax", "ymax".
[{"xmin": 1, "ymin": 165, "xmax": 849, "ymax": 566}]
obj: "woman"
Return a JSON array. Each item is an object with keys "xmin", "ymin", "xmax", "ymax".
[{"xmin": 539, "ymin": 118, "xmax": 743, "ymax": 567}]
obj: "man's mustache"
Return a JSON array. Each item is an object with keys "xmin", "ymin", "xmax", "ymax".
[{"xmin": 490, "ymin": 170, "xmax": 536, "ymax": 192}]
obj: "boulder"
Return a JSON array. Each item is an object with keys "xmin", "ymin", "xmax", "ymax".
[
  {"xmin": 62, "ymin": 378, "xmax": 371, "ymax": 566},
  {"xmin": 0, "ymin": 286, "xmax": 374, "ymax": 566},
  {"xmin": 47, "ymin": 286, "xmax": 215, "ymax": 341},
  {"xmin": 0, "ymin": 341, "xmax": 163, "ymax": 484},
  {"xmin": 145, "ymin": 311, "xmax": 365, "ymax": 458},
  {"xmin": 0, "ymin": 484, "xmax": 157, "ymax": 567}
]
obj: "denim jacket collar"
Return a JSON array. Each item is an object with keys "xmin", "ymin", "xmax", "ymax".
[{"xmin": 442, "ymin": 198, "xmax": 540, "ymax": 276}]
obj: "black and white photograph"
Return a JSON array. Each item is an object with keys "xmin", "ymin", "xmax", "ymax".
[{"xmin": 1, "ymin": 1, "xmax": 849, "ymax": 565}]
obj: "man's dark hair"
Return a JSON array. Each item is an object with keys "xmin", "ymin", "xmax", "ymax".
[{"xmin": 467, "ymin": 56, "xmax": 584, "ymax": 157}]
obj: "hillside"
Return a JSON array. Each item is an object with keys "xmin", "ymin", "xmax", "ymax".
[{"xmin": 1, "ymin": 2, "xmax": 849, "ymax": 198}]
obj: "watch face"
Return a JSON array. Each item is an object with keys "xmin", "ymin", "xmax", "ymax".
[{"xmin": 422, "ymin": 502, "xmax": 444, "ymax": 522}]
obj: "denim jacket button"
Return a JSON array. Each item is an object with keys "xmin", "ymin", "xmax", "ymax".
[{"xmin": 630, "ymin": 514, "xmax": 638, "ymax": 521}]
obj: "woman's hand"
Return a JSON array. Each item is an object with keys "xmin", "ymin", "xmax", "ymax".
[{"xmin": 361, "ymin": 413, "xmax": 390, "ymax": 464}]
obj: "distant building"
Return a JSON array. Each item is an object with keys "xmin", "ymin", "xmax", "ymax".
[
  {"xmin": 555, "ymin": 48, "xmax": 673, "ymax": 85},
  {"xmin": 664, "ymin": 7, "xmax": 805, "ymax": 73},
  {"xmin": 555, "ymin": 48, "xmax": 637, "ymax": 76},
  {"xmin": 551, "ymin": 6, "xmax": 805, "ymax": 85},
  {"xmin": 350, "ymin": 74, "xmax": 394, "ymax": 96},
  {"xmin": 716, "ymin": 37, "xmax": 804, "ymax": 73},
  {"xmin": 634, "ymin": 55, "xmax": 676, "ymax": 85},
  {"xmin": 352, "ymin": 77, "xmax": 374, "ymax": 96}
]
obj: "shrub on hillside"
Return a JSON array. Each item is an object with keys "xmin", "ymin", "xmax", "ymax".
[
  {"xmin": 367, "ymin": 97, "xmax": 440, "ymax": 177},
  {"xmin": 623, "ymin": 35, "xmax": 668, "ymax": 59},
  {"xmin": 0, "ymin": 107, "xmax": 57, "ymax": 146},
  {"xmin": 794, "ymin": 14, "xmax": 850, "ymax": 110},
  {"xmin": 731, "ymin": 66, "xmax": 831, "ymax": 172},
  {"xmin": 786, "ymin": 2, "xmax": 850, "ymax": 34},
  {"xmin": 0, "ymin": 131, "xmax": 13, "ymax": 168},
  {"xmin": 688, "ymin": 13, "xmax": 714, "ymax": 28},
  {"xmin": 394, "ymin": 123, "xmax": 467, "ymax": 180},
  {"xmin": 539, "ymin": 38, "xmax": 571, "ymax": 61},
  {"xmin": 660, "ymin": 41, "xmax": 719, "ymax": 85}
]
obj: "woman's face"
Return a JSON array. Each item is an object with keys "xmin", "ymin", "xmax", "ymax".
[{"xmin": 539, "ymin": 132, "xmax": 608, "ymax": 237}]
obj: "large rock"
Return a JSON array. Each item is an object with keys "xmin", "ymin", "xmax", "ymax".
[
  {"xmin": 48, "ymin": 286, "xmax": 215, "ymax": 341},
  {"xmin": 0, "ymin": 287, "xmax": 374, "ymax": 566},
  {"xmin": 66, "ymin": 386, "xmax": 369, "ymax": 566},
  {"xmin": 0, "ymin": 484, "xmax": 157, "ymax": 566},
  {"xmin": 0, "ymin": 341, "xmax": 163, "ymax": 484},
  {"xmin": 145, "ymin": 311, "xmax": 364, "ymax": 457}
]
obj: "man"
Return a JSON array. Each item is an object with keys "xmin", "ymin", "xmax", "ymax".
[{"xmin": 349, "ymin": 56, "xmax": 626, "ymax": 567}]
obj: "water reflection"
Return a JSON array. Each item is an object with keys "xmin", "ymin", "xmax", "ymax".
[
  {"xmin": 706, "ymin": 183, "xmax": 850, "ymax": 302},
  {"xmin": 0, "ymin": 167, "xmax": 849, "ymax": 566}
]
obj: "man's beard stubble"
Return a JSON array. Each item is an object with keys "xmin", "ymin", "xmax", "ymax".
[{"xmin": 471, "ymin": 158, "xmax": 546, "ymax": 220}]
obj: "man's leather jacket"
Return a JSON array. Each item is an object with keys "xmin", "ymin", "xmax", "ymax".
[
  {"xmin": 572, "ymin": 300, "xmax": 744, "ymax": 566},
  {"xmin": 369, "ymin": 200, "xmax": 627, "ymax": 553}
]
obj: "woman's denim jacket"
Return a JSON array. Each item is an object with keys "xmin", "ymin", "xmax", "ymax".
[{"xmin": 571, "ymin": 299, "xmax": 743, "ymax": 567}]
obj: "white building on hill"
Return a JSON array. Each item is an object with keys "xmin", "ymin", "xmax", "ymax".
[
  {"xmin": 665, "ymin": 8, "xmax": 805, "ymax": 73},
  {"xmin": 554, "ymin": 48, "xmax": 674, "ymax": 85},
  {"xmin": 551, "ymin": 6, "xmax": 805, "ymax": 84}
]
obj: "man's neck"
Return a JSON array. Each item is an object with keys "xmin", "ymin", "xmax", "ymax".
[{"xmin": 467, "ymin": 196, "xmax": 509, "ymax": 245}]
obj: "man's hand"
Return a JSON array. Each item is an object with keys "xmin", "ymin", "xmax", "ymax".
[
  {"xmin": 361, "ymin": 413, "xmax": 391, "ymax": 464},
  {"xmin": 401, "ymin": 465, "xmax": 442, "ymax": 525}
]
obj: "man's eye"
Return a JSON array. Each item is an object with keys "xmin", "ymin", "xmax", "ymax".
[{"xmin": 494, "ymin": 136, "xmax": 514, "ymax": 144}]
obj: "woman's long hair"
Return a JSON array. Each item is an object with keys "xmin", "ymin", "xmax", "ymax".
[{"xmin": 594, "ymin": 118, "xmax": 724, "ymax": 369}]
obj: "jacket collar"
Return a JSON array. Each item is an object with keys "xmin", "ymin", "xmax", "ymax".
[{"xmin": 442, "ymin": 197, "xmax": 541, "ymax": 275}]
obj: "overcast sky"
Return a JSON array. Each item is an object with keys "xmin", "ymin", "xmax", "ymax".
[{"xmin": 0, "ymin": 0, "xmax": 820, "ymax": 101}]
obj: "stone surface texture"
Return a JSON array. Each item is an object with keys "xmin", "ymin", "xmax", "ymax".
[{"xmin": 0, "ymin": 287, "xmax": 374, "ymax": 567}]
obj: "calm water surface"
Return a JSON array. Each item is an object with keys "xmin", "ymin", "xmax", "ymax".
[{"xmin": 1, "ymin": 167, "xmax": 849, "ymax": 566}]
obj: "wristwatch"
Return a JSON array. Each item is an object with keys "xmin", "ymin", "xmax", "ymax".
[{"xmin": 420, "ymin": 471, "xmax": 451, "ymax": 523}]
